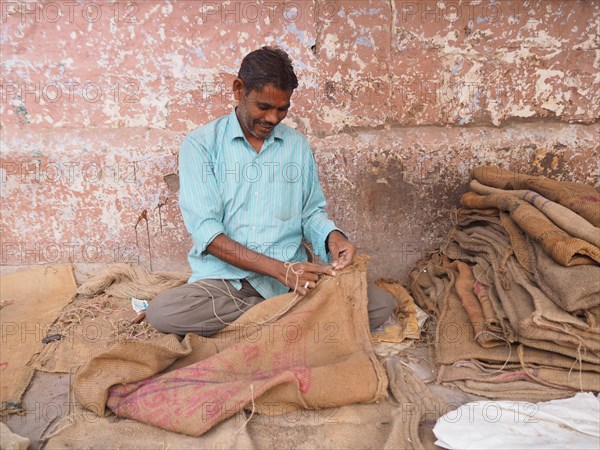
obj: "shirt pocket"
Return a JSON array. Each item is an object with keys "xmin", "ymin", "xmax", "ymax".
[{"xmin": 271, "ymin": 178, "xmax": 303, "ymax": 221}]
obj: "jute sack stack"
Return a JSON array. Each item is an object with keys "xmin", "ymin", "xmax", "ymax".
[
  {"xmin": 461, "ymin": 192, "xmax": 600, "ymax": 266},
  {"xmin": 453, "ymin": 210, "xmax": 599, "ymax": 360},
  {"xmin": 409, "ymin": 166, "xmax": 600, "ymax": 401},
  {"xmin": 412, "ymin": 214, "xmax": 600, "ymax": 398},
  {"xmin": 472, "ymin": 165, "xmax": 600, "ymax": 226},
  {"xmin": 75, "ymin": 257, "xmax": 388, "ymax": 436},
  {"xmin": 445, "ymin": 217, "xmax": 600, "ymax": 363},
  {"xmin": 470, "ymin": 180, "xmax": 600, "ymax": 247}
]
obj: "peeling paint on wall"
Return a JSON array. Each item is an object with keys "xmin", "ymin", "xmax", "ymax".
[{"xmin": 1, "ymin": 1, "xmax": 598, "ymax": 280}]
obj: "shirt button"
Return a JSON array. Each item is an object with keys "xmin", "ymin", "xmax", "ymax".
[
  {"xmin": 254, "ymin": 192, "xmax": 259, "ymax": 197},
  {"xmin": 251, "ymin": 226, "xmax": 256, "ymax": 231}
]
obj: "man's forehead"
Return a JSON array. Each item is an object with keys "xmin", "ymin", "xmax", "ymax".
[{"xmin": 245, "ymin": 84, "xmax": 292, "ymax": 104}]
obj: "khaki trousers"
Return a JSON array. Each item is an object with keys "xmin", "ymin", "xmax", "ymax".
[{"xmin": 146, "ymin": 279, "xmax": 396, "ymax": 337}]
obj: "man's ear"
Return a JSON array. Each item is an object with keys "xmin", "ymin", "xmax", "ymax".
[{"xmin": 233, "ymin": 78, "xmax": 244, "ymax": 101}]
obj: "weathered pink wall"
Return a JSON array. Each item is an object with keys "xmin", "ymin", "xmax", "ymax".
[{"xmin": 1, "ymin": 1, "xmax": 598, "ymax": 281}]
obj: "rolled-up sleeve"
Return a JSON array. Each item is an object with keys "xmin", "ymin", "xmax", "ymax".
[
  {"xmin": 178, "ymin": 136, "xmax": 224, "ymax": 253},
  {"xmin": 301, "ymin": 144, "xmax": 345, "ymax": 262}
]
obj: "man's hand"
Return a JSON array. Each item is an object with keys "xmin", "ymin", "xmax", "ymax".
[
  {"xmin": 207, "ymin": 234, "xmax": 336, "ymax": 296},
  {"xmin": 326, "ymin": 230, "xmax": 356, "ymax": 271},
  {"xmin": 277, "ymin": 262, "xmax": 336, "ymax": 296}
]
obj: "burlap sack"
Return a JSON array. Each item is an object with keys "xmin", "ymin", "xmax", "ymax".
[
  {"xmin": 0, "ymin": 422, "xmax": 30, "ymax": 450},
  {"xmin": 443, "ymin": 225, "xmax": 516, "ymax": 340},
  {"xmin": 498, "ymin": 211, "xmax": 535, "ymax": 273},
  {"xmin": 0, "ymin": 264, "xmax": 77, "ymax": 413},
  {"xmin": 383, "ymin": 357, "xmax": 446, "ymax": 450},
  {"xmin": 461, "ymin": 192, "xmax": 600, "ymax": 266},
  {"xmin": 441, "ymin": 379, "xmax": 575, "ymax": 402},
  {"xmin": 371, "ymin": 280, "xmax": 420, "ymax": 343},
  {"xmin": 470, "ymin": 180, "xmax": 600, "ymax": 247},
  {"xmin": 472, "ymin": 165, "xmax": 600, "ymax": 227},
  {"xmin": 455, "ymin": 209, "xmax": 599, "ymax": 322},
  {"xmin": 586, "ymin": 306, "xmax": 600, "ymax": 329},
  {"xmin": 50, "ymin": 365, "xmax": 441, "ymax": 450},
  {"xmin": 471, "ymin": 347, "xmax": 600, "ymax": 373},
  {"xmin": 432, "ymin": 277, "xmax": 599, "ymax": 393},
  {"xmin": 410, "ymin": 212, "xmax": 599, "ymax": 396},
  {"xmin": 497, "ymin": 256, "xmax": 599, "ymax": 361},
  {"xmin": 473, "ymin": 281, "xmax": 503, "ymax": 332},
  {"xmin": 450, "ymin": 223, "xmax": 600, "ymax": 362},
  {"xmin": 409, "ymin": 258, "xmax": 451, "ymax": 317},
  {"xmin": 77, "ymin": 263, "xmax": 189, "ymax": 300},
  {"xmin": 433, "ymin": 284, "xmax": 520, "ymax": 366},
  {"xmin": 30, "ymin": 296, "xmax": 143, "ymax": 374},
  {"xmin": 441, "ymin": 259, "xmax": 504, "ymax": 348},
  {"xmin": 531, "ymin": 241, "xmax": 600, "ymax": 313},
  {"xmin": 74, "ymin": 259, "xmax": 388, "ymax": 436},
  {"xmin": 438, "ymin": 359, "xmax": 599, "ymax": 393},
  {"xmin": 410, "ymin": 168, "xmax": 600, "ymax": 400}
]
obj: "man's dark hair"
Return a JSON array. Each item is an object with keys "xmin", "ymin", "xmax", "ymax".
[{"xmin": 238, "ymin": 46, "xmax": 298, "ymax": 94}]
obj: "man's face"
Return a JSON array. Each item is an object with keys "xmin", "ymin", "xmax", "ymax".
[{"xmin": 234, "ymin": 82, "xmax": 292, "ymax": 142}]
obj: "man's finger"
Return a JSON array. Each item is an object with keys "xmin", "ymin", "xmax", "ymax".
[
  {"xmin": 299, "ymin": 280, "xmax": 315, "ymax": 295},
  {"xmin": 324, "ymin": 266, "xmax": 337, "ymax": 276},
  {"xmin": 305, "ymin": 263, "xmax": 336, "ymax": 276},
  {"xmin": 333, "ymin": 250, "xmax": 347, "ymax": 266},
  {"xmin": 305, "ymin": 273, "xmax": 319, "ymax": 282},
  {"xmin": 333, "ymin": 260, "xmax": 347, "ymax": 270},
  {"xmin": 333, "ymin": 251, "xmax": 353, "ymax": 270}
]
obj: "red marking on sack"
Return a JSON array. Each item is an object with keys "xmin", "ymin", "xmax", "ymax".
[
  {"xmin": 242, "ymin": 344, "xmax": 260, "ymax": 363},
  {"xmin": 578, "ymin": 195, "xmax": 599, "ymax": 204},
  {"xmin": 292, "ymin": 367, "xmax": 312, "ymax": 393},
  {"xmin": 498, "ymin": 371, "xmax": 528, "ymax": 382}
]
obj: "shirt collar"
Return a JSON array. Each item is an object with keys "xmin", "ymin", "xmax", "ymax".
[{"xmin": 227, "ymin": 109, "xmax": 284, "ymax": 144}]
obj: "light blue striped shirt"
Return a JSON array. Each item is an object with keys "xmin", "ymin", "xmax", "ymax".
[{"xmin": 178, "ymin": 109, "xmax": 341, "ymax": 298}]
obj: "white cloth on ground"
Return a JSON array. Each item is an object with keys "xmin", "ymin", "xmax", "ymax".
[{"xmin": 433, "ymin": 392, "xmax": 600, "ymax": 449}]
